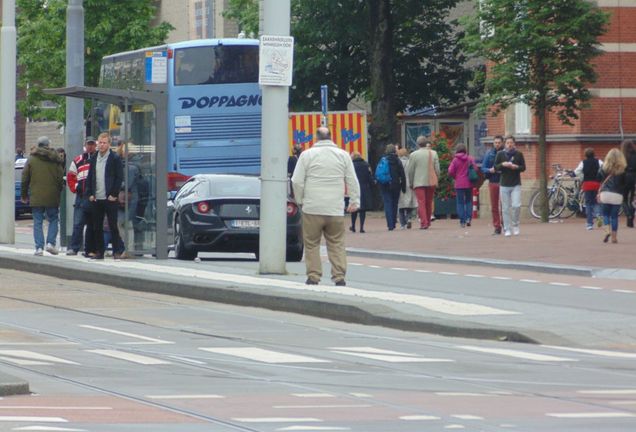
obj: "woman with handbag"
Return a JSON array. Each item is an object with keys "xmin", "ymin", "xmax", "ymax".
[
  {"xmin": 448, "ymin": 143, "xmax": 479, "ymax": 228},
  {"xmin": 598, "ymin": 148, "xmax": 628, "ymax": 243}
]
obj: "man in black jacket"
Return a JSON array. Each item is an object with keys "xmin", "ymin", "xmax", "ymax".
[{"xmin": 86, "ymin": 132, "xmax": 125, "ymax": 259}]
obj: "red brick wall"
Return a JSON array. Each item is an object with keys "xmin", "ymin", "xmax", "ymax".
[{"xmin": 599, "ymin": 7, "xmax": 636, "ymax": 43}]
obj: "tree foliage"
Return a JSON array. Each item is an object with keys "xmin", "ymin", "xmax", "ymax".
[
  {"xmin": 17, "ymin": 0, "xmax": 173, "ymax": 121},
  {"xmin": 461, "ymin": 0, "xmax": 609, "ymax": 221},
  {"xmin": 225, "ymin": 0, "xmax": 472, "ymax": 162}
]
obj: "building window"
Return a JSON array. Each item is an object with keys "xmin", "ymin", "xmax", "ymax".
[{"xmin": 515, "ymin": 102, "xmax": 531, "ymax": 135}]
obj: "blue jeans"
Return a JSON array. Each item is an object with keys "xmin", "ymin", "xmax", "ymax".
[
  {"xmin": 455, "ymin": 188, "xmax": 473, "ymax": 224},
  {"xmin": 32, "ymin": 207, "xmax": 59, "ymax": 250},
  {"xmin": 584, "ymin": 190, "xmax": 600, "ymax": 227},
  {"xmin": 380, "ymin": 185, "xmax": 400, "ymax": 230},
  {"xmin": 602, "ymin": 204, "xmax": 620, "ymax": 232},
  {"xmin": 70, "ymin": 197, "xmax": 95, "ymax": 253}
]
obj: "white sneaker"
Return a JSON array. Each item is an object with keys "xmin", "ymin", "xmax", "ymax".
[
  {"xmin": 504, "ymin": 230, "xmax": 512, "ymax": 237},
  {"xmin": 45, "ymin": 243, "xmax": 59, "ymax": 255},
  {"xmin": 34, "ymin": 248, "xmax": 43, "ymax": 256},
  {"xmin": 513, "ymin": 227, "xmax": 520, "ymax": 236}
]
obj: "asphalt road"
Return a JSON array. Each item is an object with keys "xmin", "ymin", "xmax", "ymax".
[{"xmin": 1, "ymin": 269, "xmax": 636, "ymax": 432}]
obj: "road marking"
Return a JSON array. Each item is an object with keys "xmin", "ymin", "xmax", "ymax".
[
  {"xmin": 549, "ymin": 282, "xmax": 571, "ymax": 286},
  {"xmin": 330, "ymin": 347, "xmax": 453, "ymax": 363},
  {"xmin": 0, "ymin": 350, "xmax": 79, "ymax": 365},
  {"xmin": 168, "ymin": 355, "xmax": 207, "ymax": 365},
  {"xmin": 457, "ymin": 346, "xmax": 576, "ymax": 362},
  {"xmin": 400, "ymin": 415, "xmax": 441, "ymax": 420},
  {"xmin": 233, "ymin": 418, "xmax": 322, "ymax": 423},
  {"xmin": 609, "ymin": 400, "xmax": 636, "ymax": 405},
  {"xmin": 273, "ymin": 404, "xmax": 371, "ymax": 409},
  {"xmin": 439, "ymin": 272, "xmax": 458, "ymax": 276},
  {"xmin": 465, "ymin": 274, "xmax": 485, "ymax": 278},
  {"xmin": 0, "ymin": 417, "xmax": 67, "ymax": 423},
  {"xmin": 0, "ymin": 356, "xmax": 48, "ymax": 366},
  {"xmin": 80, "ymin": 325, "xmax": 173, "ymax": 345},
  {"xmin": 543, "ymin": 346, "xmax": 636, "ymax": 359},
  {"xmin": 292, "ymin": 394, "xmax": 335, "ymax": 398},
  {"xmin": 519, "ymin": 279, "xmax": 539, "ymax": 283},
  {"xmin": 146, "ymin": 394, "xmax": 225, "ymax": 400},
  {"xmin": 391, "ymin": 267, "xmax": 408, "ymax": 271},
  {"xmin": 349, "ymin": 393, "xmax": 372, "ymax": 398},
  {"xmin": 546, "ymin": 412, "xmax": 636, "ymax": 418},
  {"xmin": 86, "ymin": 349, "xmax": 170, "ymax": 365},
  {"xmin": 578, "ymin": 389, "xmax": 636, "ymax": 395},
  {"xmin": 276, "ymin": 427, "xmax": 350, "ymax": 431},
  {"xmin": 451, "ymin": 415, "xmax": 484, "ymax": 420},
  {"xmin": 13, "ymin": 428, "xmax": 86, "ymax": 432},
  {"xmin": 444, "ymin": 425, "xmax": 465, "ymax": 429},
  {"xmin": 368, "ymin": 265, "xmax": 381, "ymax": 269},
  {"xmin": 0, "ymin": 407, "xmax": 111, "ymax": 410},
  {"xmin": 435, "ymin": 392, "xmax": 494, "ymax": 397},
  {"xmin": 200, "ymin": 347, "xmax": 330, "ymax": 364},
  {"xmin": 613, "ymin": 290, "xmax": 634, "ymax": 294},
  {"xmin": 580, "ymin": 286, "xmax": 603, "ymax": 290},
  {"xmin": 491, "ymin": 276, "xmax": 512, "ymax": 280},
  {"xmin": 415, "ymin": 270, "xmax": 432, "ymax": 273},
  {"xmin": 349, "ymin": 263, "xmax": 363, "ymax": 266}
]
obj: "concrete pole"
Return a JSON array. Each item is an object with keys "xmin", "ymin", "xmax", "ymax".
[
  {"xmin": 64, "ymin": 0, "xmax": 85, "ymax": 247},
  {"xmin": 0, "ymin": 0, "xmax": 16, "ymax": 244},
  {"xmin": 258, "ymin": 0, "xmax": 290, "ymax": 274}
]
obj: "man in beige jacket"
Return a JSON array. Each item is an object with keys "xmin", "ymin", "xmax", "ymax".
[
  {"xmin": 292, "ymin": 127, "xmax": 360, "ymax": 286},
  {"xmin": 407, "ymin": 136, "xmax": 440, "ymax": 229}
]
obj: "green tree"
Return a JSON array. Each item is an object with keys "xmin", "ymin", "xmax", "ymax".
[
  {"xmin": 462, "ymin": 0, "xmax": 609, "ymax": 222},
  {"xmin": 225, "ymin": 0, "xmax": 471, "ymax": 166},
  {"xmin": 17, "ymin": 0, "xmax": 173, "ymax": 121}
]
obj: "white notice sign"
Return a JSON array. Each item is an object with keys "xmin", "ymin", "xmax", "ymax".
[{"xmin": 259, "ymin": 35, "xmax": 294, "ymax": 86}]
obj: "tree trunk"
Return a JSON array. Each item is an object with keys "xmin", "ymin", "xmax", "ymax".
[{"xmin": 367, "ymin": 0, "xmax": 395, "ymax": 168}]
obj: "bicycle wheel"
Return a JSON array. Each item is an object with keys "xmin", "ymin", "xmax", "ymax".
[
  {"xmin": 530, "ymin": 187, "xmax": 567, "ymax": 219},
  {"xmin": 560, "ymin": 187, "xmax": 578, "ymax": 219},
  {"xmin": 578, "ymin": 189, "xmax": 587, "ymax": 215}
]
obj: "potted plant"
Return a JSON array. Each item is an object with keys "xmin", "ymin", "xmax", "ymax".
[{"xmin": 431, "ymin": 132, "xmax": 457, "ymax": 218}]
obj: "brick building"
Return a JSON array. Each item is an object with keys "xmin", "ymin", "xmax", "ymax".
[{"xmin": 486, "ymin": 1, "xmax": 636, "ymax": 186}]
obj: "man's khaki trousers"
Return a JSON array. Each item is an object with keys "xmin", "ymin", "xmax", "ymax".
[{"xmin": 302, "ymin": 213, "xmax": 347, "ymax": 283}]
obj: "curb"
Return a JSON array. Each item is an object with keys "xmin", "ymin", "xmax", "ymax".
[
  {"xmin": 0, "ymin": 253, "xmax": 536, "ymax": 344},
  {"xmin": 0, "ymin": 373, "xmax": 30, "ymax": 397}
]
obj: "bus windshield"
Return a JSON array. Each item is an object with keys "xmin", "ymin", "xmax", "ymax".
[{"xmin": 174, "ymin": 45, "xmax": 259, "ymax": 86}]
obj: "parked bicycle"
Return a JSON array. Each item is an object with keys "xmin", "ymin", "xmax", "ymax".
[{"xmin": 529, "ymin": 164, "xmax": 582, "ymax": 219}]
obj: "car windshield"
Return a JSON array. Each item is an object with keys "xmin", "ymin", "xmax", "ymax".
[{"xmin": 204, "ymin": 177, "xmax": 260, "ymax": 197}]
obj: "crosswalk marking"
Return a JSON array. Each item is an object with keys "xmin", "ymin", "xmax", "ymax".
[
  {"xmin": 400, "ymin": 415, "xmax": 441, "ymax": 420},
  {"xmin": 547, "ymin": 412, "xmax": 636, "ymax": 418},
  {"xmin": 276, "ymin": 427, "xmax": 350, "ymax": 431},
  {"xmin": 13, "ymin": 427, "xmax": 86, "ymax": 432},
  {"xmin": 292, "ymin": 394, "xmax": 335, "ymax": 398},
  {"xmin": 330, "ymin": 347, "xmax": 453, "ymax": 363},
  {"xmin": 457, "ymin": 346, "xmax": 576, "ymax": 362},
  {"xmin": 0, "ymin": 350, "xmax": 79, "ymax": 365},
  {"xmin": 200, "ymin": 347, "xmax": 330, "ymax": 364},
  {"xmin": 543, "ymin": 346, "xmax": 636, "ymax": 359},
  {"xmin": 451, "ymin": 415, "xmax": 484, "ymax": 420},
  {"xmin": 233, "ymin": 418, "xmax": 322, "ymax": 423},
  {"xmin": 0, "ymin": 417, "xmax": 67, "ymax": 423},
  {"xmin": 86, "ymin": 349, "xmax": 170, "ymax": 365},
  {"xmin": 80, "ymin": 325, "xmax": 173, "ymax": 345},
  {"xmin": 578, "ymin": 389, "xmax": 636, "ymax": 395}
]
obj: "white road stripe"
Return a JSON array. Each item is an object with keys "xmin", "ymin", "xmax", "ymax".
[
  {"xmin": 391, "ymin": 267, "xmax": 408, "ymax": 271},
  {"xmin": 0, "ymin": 407, "xmax": 110, "ymax": 410},
  {"xmin": 368, "ymin": 265, "xmax": 381, "ymax": 269},
  {"xmin": 168, "ymin": 355, "xmax": 207, "ymax": 365},
  {"xmin": 451, "ymin": 415, "xmax": 483, "ymax": 420},
  {"xmin": 520, "ymin": 279, "xmax": 539, "ymax": 283},
  {"xmin": 0, "ymin": 417, "xmax": 67, "ymax": 423},
  {"xmin": 458, "ymin": 346, "xmax": 576, "ymax": 362},
  {"xmin": 200, "ymin": 347, "xmax": 330, "ymax": 364},
  {"xmin": 415, "ymin": 270, "xmax": 432, "ymax": 273},
  {"xmin": 549, "ymin": 282, "xmax": 571, "ymax": 286},
  {"xmin": 610, "ymin": 401, "xmax": 636, "ymax": 405},
  {"xmin": 439, "ymin": 272, "xmax": 458, "ymax": 276},
  {"xmin": 330, "ymin": 346, "xmax": 452, "ymax": 363},
  {"xmin": 444, "ymin": 425, "xmax": 465, "ymax": 429},
  {"xmin": 435, "ymin": 393, "xmax": 494, "ymax": 397},
  {"xmin": 543, "ymin": 346, "xmax": 636, "ymax": 359},
  {"xmin": 349, "ymin": 393, "xmax": 372, "ymax": 398},
  {"xmin": 547, "ymin": 412, "xmax": 636, "ymax": 418},
  {"xmin": 292, "ymin": 394, "xmax": 335, "ymax": 398},
  {"xmin": 276, "ymin": 427, "xmax": 350, "ymax": 431},
  {"xmin": 233, "ymin": 418, "xmax": 322, "ymax": 423},
  {"xmin": 0, "ymin": 356, "xmax": 48, "ymax": 366},
  {"xmin": 86, "ymin": 349, "xmax": 170, "ymax": 365},
  {"xmin": 491, "ymin": 276, "xmax": 511, "ymax": 280},
  {"xmin": 273, "ymin": 405, "xmax": 371, "ymax": 409},
  {"xmin": 400, "ymin": 415, "xmax": 441, "ymax": 420},
  {"xmin": 146, "ymin": 394, "xmax": 225, "ymax": 400},
  {"xmin": 613, "ymin": 290, "xmax": 634, "ymax": 294},
  {"xmin": 0, "ymin": 350, "xmax": 79, "ymax": 365},
  {"xmin": 580, "ymin": 286, "xmax": 603, "ymax": 290},
  {"xmin": 13, "ymin": 428, "xmax": 86, "ymax": 432},
  {"xmin": 465, "ymin": 274, "xmax": 485, "ymax": 278},
  {"xmin": 80, "ymin": 325, "xmax": 173, "ymax": 344},
  {"xmin": 578, "ymin": 389, "xmax": 636, "ymax": 395}
]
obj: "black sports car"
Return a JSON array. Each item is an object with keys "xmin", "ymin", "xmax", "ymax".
[{"xmin": 168, "ymin": 174, "xmax": 303, "ymax": 261}]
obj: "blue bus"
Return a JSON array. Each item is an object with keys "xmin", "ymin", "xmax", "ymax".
[{"xmin": 99, "ymin": 38, "xmax": 262, "ymax": 190}]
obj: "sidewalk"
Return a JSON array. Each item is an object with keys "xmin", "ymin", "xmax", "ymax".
[{"xmin": 343, "ymin": 212, "xmax": 636, "ymax": 277}]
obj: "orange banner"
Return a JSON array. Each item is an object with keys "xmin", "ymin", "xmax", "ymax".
[{"xmin": 289, "ymin": 111, "xmax": 367, "ymax": 160}]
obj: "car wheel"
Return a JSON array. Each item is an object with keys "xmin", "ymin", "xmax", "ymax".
[
  {"xmin": 286, "ymin": 244, "xmax": 304, "ymax": 262},
  {"xmin": 174, "ymin": 216, "xmax": 197, "ymax": 261}
]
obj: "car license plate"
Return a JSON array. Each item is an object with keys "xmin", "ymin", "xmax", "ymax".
[{"xmin": 231, "ymin": 220, "xmax": 259, "ymax": 229}]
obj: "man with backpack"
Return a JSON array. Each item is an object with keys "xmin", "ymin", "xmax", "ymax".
[
  {"xmin": 376, "ymin": 144, "xmax": 406, "ymax": 231},
  {"xmin": 407, "ymin": 136, "xmax": 440, "ymax": 229}
]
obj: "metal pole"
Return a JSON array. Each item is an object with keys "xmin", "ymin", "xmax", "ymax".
[
  {"xmin": 258, "ymin": 0, "xmax": 291, "ymax": 274},
  {"xmin": 64, "ymin": 0, "xmax": 85, "ymax": 248},
  {"xmin": 0, "ymin": 0, "xmax": 17, "ymax": 244}
]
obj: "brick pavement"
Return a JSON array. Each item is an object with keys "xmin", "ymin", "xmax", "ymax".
[{"xmin": 344, "ymin": 212, "xmax": 636, "ymax": 270}]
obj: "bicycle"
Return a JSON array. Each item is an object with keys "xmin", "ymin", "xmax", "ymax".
[{"xmin": 529, "ymin": 164, "xmax": 581, "ymax": 219}]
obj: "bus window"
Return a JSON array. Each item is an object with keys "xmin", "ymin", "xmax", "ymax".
[{"xmin": 174, "ymin": 45, "xmax": 258, "ymax": 86}]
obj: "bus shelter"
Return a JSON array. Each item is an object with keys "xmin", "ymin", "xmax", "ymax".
[{"xmin": 45, "ymin": 86, "xmax": 169, "ymax": 259}]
